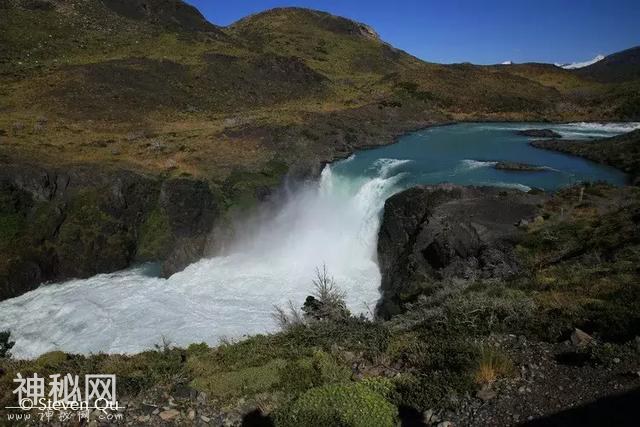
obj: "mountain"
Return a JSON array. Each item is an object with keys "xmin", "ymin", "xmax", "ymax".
[
  {"xmin": 1, "ymin": 1, "xmax": 640, "ymax": 299},
  {"xmin": 1, "ymin": 3, "xmax": 639, "ymax": 177},
  {"xmin": 560, "ymin": 54, "xmax": 605, "ymax": 69},
  {"xmin": 101, "ymin": 0, "xmax": 219, "ymax": 32},
  {"xmin": 575, "ymin": 46, "xmax": 640, "ymax": 82}
]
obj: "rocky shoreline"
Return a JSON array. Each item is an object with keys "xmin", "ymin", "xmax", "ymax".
[{"xmin": 530, "ymin": 129, "xmax": 640, "ymax": 184}]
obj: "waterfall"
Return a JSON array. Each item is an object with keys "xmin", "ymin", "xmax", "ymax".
[{"xmin": 0, "ymin": 160, "xmax": 407, "ymax": 358}]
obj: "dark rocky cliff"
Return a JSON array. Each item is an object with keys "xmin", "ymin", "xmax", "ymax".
[
  {"xmin": 376, "ymin": 184, "xmax": 544, "ymax": 318},
  {"xmin": 0, "ymin": 162, "xmax": 219, "ymax": 300}
]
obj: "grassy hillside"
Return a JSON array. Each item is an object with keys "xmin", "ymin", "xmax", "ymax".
[{"xmin": 1, "ymin": 1, "xmax": 639, "ymax": 183}]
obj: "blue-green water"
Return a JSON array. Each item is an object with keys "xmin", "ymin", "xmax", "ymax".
[
  {"xmin": 333, "ymin": 122, "xmax": 633, "ymax": 191},
  {"xmin": 1, "ymin": 121, "xmax": 637, "ymax": 358}
]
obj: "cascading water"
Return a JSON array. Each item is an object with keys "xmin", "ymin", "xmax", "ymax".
[
  {"xmin": 0, "ymin": 160, "xmax": 409, "ymax": 359},
  {"xmin": 1, "ymin": 122, "xmax": 635, "ymax": 359}
]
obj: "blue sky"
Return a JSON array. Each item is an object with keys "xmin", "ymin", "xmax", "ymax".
[{"xmin": 185, "ymin": 0, "xmax": 640, "ymax": 65}]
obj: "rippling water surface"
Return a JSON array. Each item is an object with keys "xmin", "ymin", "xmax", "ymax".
[{"xmin": 0, "ymin": 122, "xmax": 635, "ymax": 358}]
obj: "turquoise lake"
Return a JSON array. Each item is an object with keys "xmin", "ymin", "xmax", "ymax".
[
  {"xmin": 333, "ymin": 122, "xmax": 632, "ymax": 191},
  {"xmin": 1, "ymin": 121, "xmax": 637, "ymax": 358}
]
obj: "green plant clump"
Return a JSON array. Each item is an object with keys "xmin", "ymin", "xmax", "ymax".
[
  {"xmin": 276, "ymin": 380, "xmax": 398, "ymax": 427},
  {"xmin": 136, "ymin": 207, "xmax": 172, "ymax": 261}
]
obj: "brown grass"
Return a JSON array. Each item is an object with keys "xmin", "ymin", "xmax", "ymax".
[{"xmin": 474, "ymin": 346, "xmax": 514, "ymax": 386}]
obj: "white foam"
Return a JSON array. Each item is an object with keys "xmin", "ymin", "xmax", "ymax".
[
  {"xmin": 370, "ymin": 158, "xmax": 412, "ymax": 178},
  {"xmin": 553, "ymin": 122, "xmax": 640, "ymax": 139},
  {"xmin": 459, "ymin": 159, "xmax": 498, "ymax": 170},
  {"xmin": 0, "ymin": 162, "xmax": 406, "ymax": 359}
]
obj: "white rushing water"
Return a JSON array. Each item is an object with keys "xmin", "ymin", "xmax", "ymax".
[{"xmin": 0, "ymin": 160, "xmax": 409, "ymax": 358}]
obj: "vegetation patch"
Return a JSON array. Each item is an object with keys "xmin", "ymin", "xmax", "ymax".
[
  {"xmin": 190, "ymin": 359, "xmax": 285, "ymax": 401},
  {"xmin": 275, "ymin": 380, "xmax": 398, "ymax": 427},
  {"xmin": 136, "ymin": 207, "xmax": 172, "ymax": 261}
]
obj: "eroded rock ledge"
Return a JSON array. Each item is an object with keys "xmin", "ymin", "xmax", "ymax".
[
  {"xmin": 376, "ymin": 184, "xmax": 544, "ymax": 317},
  {"xmin": 0, "ymin": 162, "xmax": 219, "ymax": 300}
]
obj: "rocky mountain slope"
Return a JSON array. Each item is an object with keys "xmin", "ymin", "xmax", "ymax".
[
  {"xmin": 1, "ymin": 0, "xmax": 639, "ymax": 299},
  {"xmin": 576, "ymin": 46, "xmax": 640, "ymax": 83}
]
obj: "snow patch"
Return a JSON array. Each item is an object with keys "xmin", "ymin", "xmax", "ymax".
[{"xmin": 560, "ymin": 54, "xmax": 605, "ymax": 69}]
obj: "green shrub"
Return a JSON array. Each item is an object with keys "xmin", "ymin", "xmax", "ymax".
[
  {"xmin": 283, "ymin": 319, "xmax": 390, "ymax": 358},
  {"xmin": 136, "ymin": 207, "xmax": 172, "ymax": 260},
  {"xmin": 98, "ymin": 349, "xmax": 185, "ymax": 395},
  {"xmin": 276, "ymin": 381, "xmax": 398, "ymax": 427},
  {"xmin": 278, "ymin": 350, "xmax": 351, "ymax": 393},
  {"xmin": 393, "ymin": 281, "xmax": 535, "ymax": 337},
  {"xmin": 391, "ymin": 371, "xmax": 474, "ymax": 411},
  {"xmin": 190, "ymin": 359, "xmax": 285, "ymax": 400},
  {"xmin": 35, "ymin": 351, "xmax": 68, "ymax": 369},
  {"xmin": 383, "ymin": 333, "xmax": 477, "ymax": 410}
]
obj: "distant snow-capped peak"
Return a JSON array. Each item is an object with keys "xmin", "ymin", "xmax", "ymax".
[
  {"xmin": 500, "ymin": 60, "xmax": 513, "ymax": 65},
  {"xmin": 558, "ymin": 54, "xmax": 605, "ymax": 70}
]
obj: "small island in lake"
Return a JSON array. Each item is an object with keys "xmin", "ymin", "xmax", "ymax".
[
  {"xmin": 517, "ymin": 129, "xmax": 563, "ymax": 138},
  {"xmin": 494, "ymin": 161, "xmax": 547, "ymax": 172}
]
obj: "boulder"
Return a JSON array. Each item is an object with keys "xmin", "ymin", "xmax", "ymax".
[
  {"xmin": 377, "ymin": 184, "xmax": 544, "ymax": 317},
  {"xmin": 570, "ymin": 328, "xmax": 594, "ymax": 347},
  {"xmin": 158, "ymin": 409, "xmax": 180, "ymax": 421},
  {"xmin": 476, "ymin": 385, "xmax": 497, "ymax": 401}
]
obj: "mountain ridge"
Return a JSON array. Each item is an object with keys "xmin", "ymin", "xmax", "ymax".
[{"xmin": 1, "ymin": 0, "xmax": 639, "ymax": 299}]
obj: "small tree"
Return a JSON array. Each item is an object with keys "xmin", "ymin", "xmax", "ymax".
[
  {"xmin": 0, "ymin": 330, "xmax": 15, "ymax": 359},
  {"xmin": 272, "ymin": 300, "xmax": 305, "ymax": 331},
  {"xmin": 273, "ymin": 265, "xmax": 350, "ymax": 329},
  {"xmin": 302, "ymin": 265, "xmax": 350, "ymax": 322}
]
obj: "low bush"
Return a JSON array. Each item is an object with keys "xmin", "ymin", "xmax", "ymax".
[
  {"xmin": 278, "ymin": 350, "xmax": 351, "ymax": 394},
  {"xmin": 276, "ymin": 380, "xmax": 397, "ymax": 427},
  {"xmin": 190, "ymin": 359, "xmax": 285, "ymax": 400}
]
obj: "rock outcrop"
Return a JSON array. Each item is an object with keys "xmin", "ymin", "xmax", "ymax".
[
  {"xmin": 0, "ymin": 162, "xmax": 220, "ymax": 300},
  {"xmin": 494, "ymin": 161, "xmax": 546, "ymax": 172},
  {"xmin": 376, "ymin": 184, "xmax": 544, "ymax": 317},
  {"xmin": 159, "ymin": 178, "xmax": 218, "ymax": 277}
]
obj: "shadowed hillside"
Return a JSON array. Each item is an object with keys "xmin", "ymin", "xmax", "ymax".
[
  {"xmin": 1, "ymin": 0, "xmax": 639, "ymax": 299},
  {"xmin": 576, "ymin": 46, "xmax": 640, "ymax": 83}
]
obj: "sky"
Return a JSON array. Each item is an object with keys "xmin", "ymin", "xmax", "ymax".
[{"xmin": 184, "ymin": 0, "xmax": 640, "ymax": 65}]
